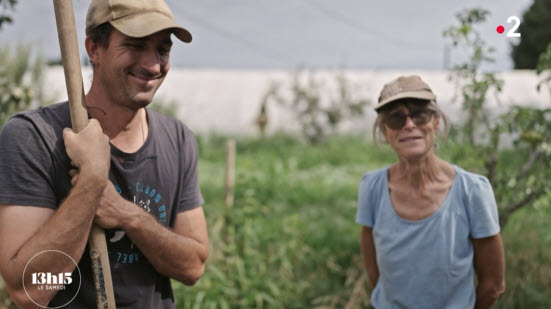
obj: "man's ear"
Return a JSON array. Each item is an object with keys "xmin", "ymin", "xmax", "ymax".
[{"xmin": 85, "ymin": 37, "xmax": 100, "ymax": 66}]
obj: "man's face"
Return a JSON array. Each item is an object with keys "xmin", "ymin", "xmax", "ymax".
[{"xmin": 94, "ymin": 28, "xmax": 173, "ymax": 110}]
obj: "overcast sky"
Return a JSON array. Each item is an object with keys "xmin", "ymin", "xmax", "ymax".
[{"xmin": 0, "ymin": 0, "xmax": 533, "ymax": 70}]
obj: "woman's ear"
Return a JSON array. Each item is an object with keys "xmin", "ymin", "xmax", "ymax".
[
  {"xmin": 381, "ymin": 126, "xmax": 390, "ymax": 144},
  {"xmin": 433, "ymin": 115, "xmax": 441, "ymax": 132}
]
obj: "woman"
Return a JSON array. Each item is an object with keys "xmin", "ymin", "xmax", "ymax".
[{"xmin": 356, "ymin": 75, "xmax": 505, "ymax": 309}]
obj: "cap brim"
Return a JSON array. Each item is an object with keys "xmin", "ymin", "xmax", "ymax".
[
  {"xmin": 110, "ymin": 12, "xmax": 192, "ymax": 43},
  {"xmin": 375, "ymin": 91, "xmax": 436, "ymax": 111}
]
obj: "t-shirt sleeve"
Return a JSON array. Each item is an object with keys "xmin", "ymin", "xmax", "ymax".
[
  {"xmin": 356, "ymin": 173, "xmax": 375, "ymax": 227},
  {"xmin": 177, "ymin": 127, "xmax": 204, "ymax": 212},
  {"xmin": 465, "ymin": 175, "xmax": 500, "ymax": 239},
  {"xmin": 0, "ymin": 117, "xmax": 57, "ymax": 208}
]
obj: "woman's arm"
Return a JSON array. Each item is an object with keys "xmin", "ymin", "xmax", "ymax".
[
  {"xmin": 361, "ymin": 226, "xmax": 379, "ymax": 288},
  {"xmin": 473, "ymin": 233, "xmax": 506, "ymax": 309}
]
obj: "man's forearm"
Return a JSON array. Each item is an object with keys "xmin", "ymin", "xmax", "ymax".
[
  {"xmin": 7, "ymin": 172, "xmax": 105, "ymax": 306},
  {"xmin": 120, "ymin": 203, "xmax": 208, "ymax": 285}
]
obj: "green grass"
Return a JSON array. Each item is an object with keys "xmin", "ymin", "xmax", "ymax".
[
  {"xmin": 496, "ymin": 193, "xmax": 551, "ymax": 309},
  {"xmin": 173, "ymin": 134, "xmax": 551, "ymax": 308},
  {"xmin": 174, "ymin": 134, "xmax": 392, "ymax": 308}
]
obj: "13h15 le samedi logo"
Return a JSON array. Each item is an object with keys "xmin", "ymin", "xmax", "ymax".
[{"xmin": 22, "ymin": 250, "xmax": 81, "ymax": 308}]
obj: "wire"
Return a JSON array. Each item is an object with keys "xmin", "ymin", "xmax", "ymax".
[
  {"xmin": 167, "ymin": 1, "xmax": 293, "ymax": 66},
  {"xmin": 300, "ymin": 0, "xmax": 440, "ymax": 53}
]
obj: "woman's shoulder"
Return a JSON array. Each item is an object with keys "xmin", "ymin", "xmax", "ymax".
[
  {"xmin": 452, "ymin": 165, "xmax": 494, "ymax": 198},
  {"xmin": 451, "ymin": 165, "xmax": 500, "ymax": 237},
  {"xmin": 453, "ymin": 165, "xmax": 491, "ymax": 184},
  {"xmin": 356, "ymin": 166, "xmax": 390, "ymax": 226},
  {"xmin": 359, "ymin": 166, "xmax": 390, "ymax": 190}
]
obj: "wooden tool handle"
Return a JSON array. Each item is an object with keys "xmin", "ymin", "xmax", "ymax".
[
  {"xmin": 225, "ymin": 140, "xmax": 235, "ymax": 208},
  {"xmin": 52, "ymin": 1, "xmax": 116, "ymax": 308}
]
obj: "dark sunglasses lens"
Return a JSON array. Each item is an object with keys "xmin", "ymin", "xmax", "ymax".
[
  {"xmin": 385, "ymin": 113, "xmax": 406, "ymax": 129},
  {"xmin": 384, "ymin": 110, "xmax": 432, "ymax": 129},
  {"xmin": 411, "ymin": 111, "xmax": 432, "ymax": 125}
]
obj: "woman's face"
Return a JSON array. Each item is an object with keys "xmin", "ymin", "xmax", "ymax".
[{"xmin": 382, "ymin": 102, "xmax": 440, "ymax": 161}]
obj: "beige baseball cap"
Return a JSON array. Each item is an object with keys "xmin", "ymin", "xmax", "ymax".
[
  {"xmin": 86, "ymin": 0, "xmax": 192, "ymax": 43},
  {"xmin": 375, "ymin": 75, "xmax": 436, "ymax": 111}
]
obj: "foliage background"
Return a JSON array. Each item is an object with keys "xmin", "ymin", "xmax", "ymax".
[
  {"xmin": 164, "ymin": 134, "xmax": 551, "ymax": 309},
  {"xmin": 1, "ymin": 2, "xmax": 550, "ymax": 309},
  {"xmin": 1, "ymin": 134, "xmax": 550, "ymax": 308}
]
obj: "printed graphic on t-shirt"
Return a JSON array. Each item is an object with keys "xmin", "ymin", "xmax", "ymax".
[{"xmin": 107, "ymin": 180, "xmax": 169, "ymax": 265}]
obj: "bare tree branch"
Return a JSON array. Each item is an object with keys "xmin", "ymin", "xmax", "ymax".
[
  {"xmin": 519, "ymin": 148, "xmax": 541, "ymax": 179},
  {"xmin": 499, "ymin": 191, "xmax": 543, "ymax": 227}
]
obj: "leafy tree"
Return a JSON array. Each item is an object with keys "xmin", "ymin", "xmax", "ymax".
[
  {"xmin": 443, "ymin": 8, "xmax": 504, "ymax": 147},
  {"xmin": 511, "ymin": 0, "xmax": 551, "ymax": 69},
  {"xmin": 444, "ymin": 8, "xmax": 551, "ymax": 227}
]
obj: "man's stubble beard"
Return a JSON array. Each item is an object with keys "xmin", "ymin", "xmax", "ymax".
[{"xmin": 107, "ymin": 74, "xmax": 165, "ymax": 111}]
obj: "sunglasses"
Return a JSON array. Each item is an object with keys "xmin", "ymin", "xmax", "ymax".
[{"xmin": 383, "ymin": 109, "xmax": 434, "ymax": 130}]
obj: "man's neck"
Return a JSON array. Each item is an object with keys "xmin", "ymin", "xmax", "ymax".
[{"xmin": 85, "ymin": 89, "xmax": 148, "ymax": 153}]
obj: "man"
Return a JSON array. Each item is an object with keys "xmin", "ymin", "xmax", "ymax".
[{"xmin": 0, "ymin": 0, "xmax": 208, "ymax": 307}]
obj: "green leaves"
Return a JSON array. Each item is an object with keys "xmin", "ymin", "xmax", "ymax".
[{"xmin": 443, "ymin": 8, "xmax": 490, "ymax": 50}]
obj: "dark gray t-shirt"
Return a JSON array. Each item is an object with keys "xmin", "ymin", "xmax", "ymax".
[{"xmin": 0, "ymin": 102, "xmax": 204, "ymax": 308}]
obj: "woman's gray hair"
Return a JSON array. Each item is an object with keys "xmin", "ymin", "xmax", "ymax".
[{"xmin": 372, "ymin": 100, "xmax": 449, "ymax": 144}]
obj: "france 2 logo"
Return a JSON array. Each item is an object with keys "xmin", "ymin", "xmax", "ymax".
[{"xmin": 496, "ymin": 16, "xmax": 521, "ymax": 38}]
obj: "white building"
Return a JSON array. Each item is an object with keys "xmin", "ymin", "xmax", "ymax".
[{"xmin": 45, "ymin": 67, "xmax": 549, "ymax": 136}]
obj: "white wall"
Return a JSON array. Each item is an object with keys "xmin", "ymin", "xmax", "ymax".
[{"xmin": 45, "ymin": 67, "xmax": 550, "ymax": 136}]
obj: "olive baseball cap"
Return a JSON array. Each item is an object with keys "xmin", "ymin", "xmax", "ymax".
[
  {"xmin": 375, "ymin": 75, "xmax": 436, "ymax": 111},
  {"xmin": 86, "ymin": 0, "xmax": 192, "ymax": 43}
]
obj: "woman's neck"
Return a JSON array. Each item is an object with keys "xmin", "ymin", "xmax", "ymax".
[{"xmin": 391, "ymin": 152, "xmax": 447, "ymax": 191}]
